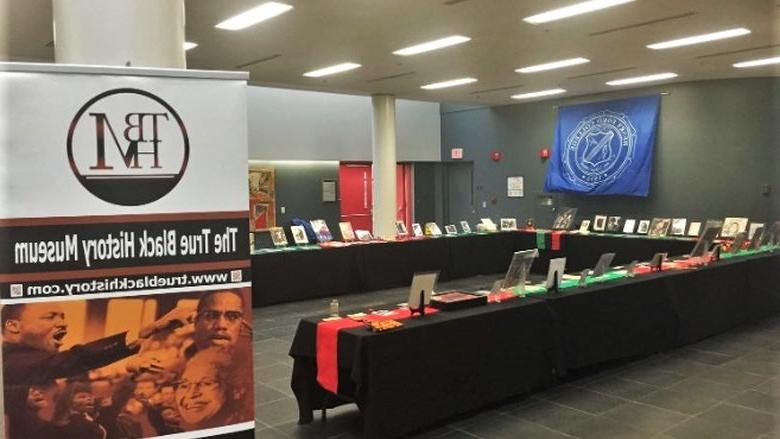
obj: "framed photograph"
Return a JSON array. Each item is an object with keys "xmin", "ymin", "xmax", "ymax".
[
  {"xmin": 579, "ymin": 219, "xmax": 591, "ymax": 233},
  {"xmin": 339, "ymin": 221, "xmax": 356, "ymax": 241},
  {"xmin": 525, "ymin": 218, "xmax": 535, "ymax": 229},
  {"xmin": 648, "ymin": 218, "xmax": 671, "ymax": 238},
  {"xmin": 291, "ymin": 225, "xmax": 309, "ymax": 245},
  {"xmin": 408, "ymin": 272, "xmax": 439, "ymax": 309},
  {"xmin": 636, "ymin": 220, "xmax": 650, "ymax": 234},
  {"xmin": 460, "ymin": 221, "xmax": 471, "ymax": 233},
  {"xmin": 500, "ymin": 218, "xmax": 517, "ymax": 231},
  {"xmin": 355, "ymin": 229, "xmax": 374, "ymax": 241},
  {"xmin": 502, "ymin": 249, "xmax": 539, "ymax": 292},
  {"xmin": 425, "ymin": 222, "xmax": 442, "ymax": 236},
  {"xmin": 322, "ymin": 179, "xmax": 337, "ymax": 202},
  {"xmin": 545, "ymin": 257, "xmax": 567, "ymax": 289},
  {"xmin": 248, "ymin": 165, "xmax": 276, "ymax": 231},
  {"xmin": 480, "ymin": 218, "xmax": 497, "ymax": 232},
  {"xmin": 593, "ymin": 215, "xmax": 608, "ymax": 232},
  {"xmin": 687, "ymin": 222, "xmax": 702, "ymax": 237},
  {"xmin": 310, "ymin": 219, "xmax": 333, "ymax": 243},
  {"xmin": 552, "ymin": 207, "xmax": 578, "ymax": 230},
  {"xmin": 748, "ymin": 222, "xmax": 765, "ymax": 239},
  {"xmin": 623, "ymin": 219, "xmax": 637, "ymax": 234},
  {"xmin": 445, "ymin": 225, "xmax": 458, "ymax": 235},
  {"xmin": 721, "ymin": 217, "xmax": 749, "ymax": 238},
  {"xmin": 412, "ymin": 223, "xmax": 424, "ymax": 237},
  {"xmin": 269, "ymin": 227, "xmax": 288, "ymax": 247},
  {"xmin": 670, "ymin": 218, "xmax": 688, "ymax": 236},
  {"xmin": 606, "ymin": 216, "xmax": 622, "ymax": 233},
  {"xmin": 395, "ymin": 220, "xmax": 409, "ymax": 236}
]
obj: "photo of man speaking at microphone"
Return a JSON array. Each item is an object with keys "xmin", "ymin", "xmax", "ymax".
[{"xmin": 1, "ymin": 288, "xmax": 253, "ymax": 439}]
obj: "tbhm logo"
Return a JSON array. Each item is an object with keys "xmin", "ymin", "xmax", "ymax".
[{"xmin": 67, "ymin": 89, "xmax": 189, "ymax": 206}]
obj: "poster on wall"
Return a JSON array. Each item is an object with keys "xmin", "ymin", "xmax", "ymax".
[
  {"xmin": 248, "ymin": 165, "xmax": 276, "ymax": 231},
  {"xmin": 0, "ymin": 64, "xmax": 254, "ymax": 439},
  {"xmin": 544, "ymin": 95, "xmax": 660, "ymax": 196}
]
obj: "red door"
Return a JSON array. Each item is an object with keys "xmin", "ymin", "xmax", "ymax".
[
  {"xmin": 339, "ymin": 163, "xmax": 373, "ymax": 231},
  {"xmin": 339, "ymin": 163, "xmax": 413, "ymax": 233}
]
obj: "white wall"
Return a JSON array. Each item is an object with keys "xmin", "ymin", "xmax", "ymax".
[{"xmin": 247, "ymin": 86, "xmax": 441, "ymax": 162}]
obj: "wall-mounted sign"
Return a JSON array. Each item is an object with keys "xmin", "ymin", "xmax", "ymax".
[
  {"xmin": 507, "ymin": 176, "xmax": 525, "ymax": 198},
  {"xmin": 451, "ymin": 148, "xmax": 464, "ymax": 160}
]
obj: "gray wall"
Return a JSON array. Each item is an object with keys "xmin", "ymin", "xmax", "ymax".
[
  {"xmin": 441, "ymin": 78, "xmax": 779, "ymax": 227},
  {"xmin": 247, "ymin": 86, "xmax": 441, "ymax": 162},
  {"xmin": 773, "ymin": 80, "xmax": 780, "ymax": 221}
]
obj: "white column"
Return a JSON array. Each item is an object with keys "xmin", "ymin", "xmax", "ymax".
[
  {"xmin": 371, "ymin": 95, "xmax": 398, "ymax": 240},
  {"xmin": 53, "ymin": 0, "xmax": 186, "ymax": 68}
]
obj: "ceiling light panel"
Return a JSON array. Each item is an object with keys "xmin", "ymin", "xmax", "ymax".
[
  {"xmin": 606, "ymin": 72, "xmax": 678, "ymax": 86},
  {"xmin": 215, "ymin": 2, "xmax": 293, "ymax": 31},
  {"xmin": 516, "ymin": 57, "xmax": 590, "ymax": 73},
  {"xmin": 734, "ymin": 56, "xmax": 780, "ymax": 68},
  {"xmin": 524, "ymin": 0, "xmax": 635, "ymax": 24},
  {"xmin": 511, "ymin": 88, "xmax": 567, "ymax": 99},
  {"xmin": 303, "ymin": 63, "xmax": 362, "ymax": 77},
  {"xmin": 647, "ymin": 28, "xmax": 751, "ymax": 50},
  {"xmin": 421, "ymin": 77, "xmax": 478, "ymax": 90},
  {"xmin": 394, "ymin": 35, "xmax": 471, "ymax": 56}
]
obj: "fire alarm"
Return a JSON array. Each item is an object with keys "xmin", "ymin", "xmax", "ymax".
[
  {"xmin": 491, "ymin": 151, "xmax": 502, "ymax": 162},
  {"xmin": 539, "ymin": 148, "xmax": 550, "ymax": 159}
]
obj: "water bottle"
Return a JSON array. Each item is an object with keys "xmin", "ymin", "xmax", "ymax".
[{"xmin": 330, "ymin": 299, "xmax": 340, "ymax": 317}]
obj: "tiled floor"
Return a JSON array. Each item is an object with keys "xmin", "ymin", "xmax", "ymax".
[{"xmin": 253, "ymin": 275, "xmax": 780, "ymax": 438}]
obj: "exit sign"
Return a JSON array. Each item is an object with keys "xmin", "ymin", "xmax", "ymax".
[{"xmin": 451, "ymin": 148, "xmax": 464, "ymax": 159}]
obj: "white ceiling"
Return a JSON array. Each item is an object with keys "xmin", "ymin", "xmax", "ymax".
[{"xmin": 2, "ymin": 0, "xmax": 779, "ymax": 105}]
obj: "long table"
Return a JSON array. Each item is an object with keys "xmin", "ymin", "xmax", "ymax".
[
  {"xmin": 289, "ymin": 251, "xmax": 780, "ymax": 438},
  {"xmin": 252, "ymin": 231, "xmax": 695, "ymax": 306}
]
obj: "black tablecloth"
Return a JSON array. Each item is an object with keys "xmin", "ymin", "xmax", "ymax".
[
  {"xmin": 289, "ymin": 251, "xmax": 780, "ymax": 438},
  {"xmin": 253, "ymin": 232, "xmax": 696, "ymax": 307},
  {"xmin": 290, "ymin": 297, "xmax": 558, "ymax": 438}
]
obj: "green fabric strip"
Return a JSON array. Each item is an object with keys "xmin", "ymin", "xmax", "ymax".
[{"xmin": 536, "ymin": 231, "xmax": 546, "ymax": 249}]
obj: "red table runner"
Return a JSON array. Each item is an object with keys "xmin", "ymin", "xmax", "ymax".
[
  {"xmin": 316, "ymin": 307, "xmax": 438, "ymax": 393},
  {"xmin": 551, "ymin": 231, "xmax": 563, "ymax": 251}
]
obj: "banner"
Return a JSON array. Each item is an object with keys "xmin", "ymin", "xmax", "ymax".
[
  {"xmin": 544, "ymin": 95, "xmax": 660, "ymax": 196},
  {"xmin": 0, "ymin": 64, "xmax": 253, "ymax": 439}
]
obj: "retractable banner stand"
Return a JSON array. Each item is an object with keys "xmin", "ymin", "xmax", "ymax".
[{"xmin": 0, "ymin": 64, "xmax": 254, "ymax": 439}]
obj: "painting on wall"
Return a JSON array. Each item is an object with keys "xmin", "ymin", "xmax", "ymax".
[{"xmin": 249, "ymin": 165, "xmax": 276, "ymax": 231}]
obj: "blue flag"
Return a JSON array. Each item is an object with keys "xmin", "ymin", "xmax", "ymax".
[{"xmin": 544, "ymin": 95, "xmax": 660, "ymax": 196}]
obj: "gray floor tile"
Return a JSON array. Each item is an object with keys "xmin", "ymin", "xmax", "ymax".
[
  {"xmin": 729, "ymin": 390, "xmax": 780, "ymax": 414},
  {"xmin": 583, "ymin": 376, "xmax": 659, "ymax": 400},
  {"xmin": 258, "ymin": 363, "xmax": 294, "ymax": 382},
  {"xmin": 603, "ymin": 401, "xmax": 689, "ymax": 435},
  {"xmin": 667, "ymin": 377, "xmax": 745, "ymax": 401},
  {"xmin": 564, "ymin": 415, "xmax": 645, "ymax": 439},
  {"xmin": 257, "ymin": 383, "xmax": 291, "ymax": 405},
  {"xmin": 539, "ymin": 386, "xmax": 626, "ymax": 414},
  {"xmin": 504, "ymin": 398, "xmax": 596, "ymax": 435},
  {"xmin": 671, "ymin": 348, "xmax": 737, "ymax": 365},
  {"xmin": 722, "ymin": 357, "xmax": 780, "ymax": 377},
  {"xmin": 619, "ymin": 366, "xmax": 687, "ymax": 388},
  {"xmin": 457, "ymin": 412, "xmax": 573, "ymax": 439},
  {"xmin": 639, "ymin": 388, "xmax": 720, "ymax": 415},
  {"xmin": 666, "ymin": 403, "xmax": 777, "ymax": 439},
  {"xmin": 255, "ymin": 398, "xmax": 302, "ymax": 427}
]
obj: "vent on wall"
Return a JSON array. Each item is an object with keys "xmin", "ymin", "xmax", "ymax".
[
  {"xmin": 590, "ymin": 12, "xmax": 695, "ymax": 36},
  {"xmin": 366, "ymin": 71, "xmax": 416, "ymax": 83},
  {"xmin": 567, "ymin": 67, "xmax": 636, "ymax": 80},
  {"xmin": 696, "ymin": 44, "xmax": 780, "ymax": 59},
  {"xmin": 235, "ymin": 54, "xmax": 281, "ymax": 69},
  {"xmin": 444, "ymin": 0, "xmax": 472, "ymax": 4}
]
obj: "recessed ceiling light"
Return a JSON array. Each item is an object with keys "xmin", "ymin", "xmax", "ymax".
[
  {"xmin": 393, "ymin": 35, "xmax": 471, "ymax": 56},
  {"xmin": 303, "ymin": 63, "xmax": 362, "ymax": 77},
  {"xmin": 606, "ymin": 72, "xmax": 678, "ymax": 86},
  {"xmin": 511, "ymin": 88, "xmax": 567, "ymax": 99},
  {"xmin": 420, "ymin": 77, "xmax": 478, "ymax": 90},
  {"xmin": 734, "ymin": 56, "xmax": 780, "ymax": 68},
  {"xmin": 647, "ymin": 28, "xmax": 750, "ymax": 50},
  {"xmin": 524, "ymin": 0, "xmax": 635, "ymax": 24},
  {"xmin": 183, "ymin": 42, "xmax": 198, "ymax": 51},
  {"xmin": 516, "ymin": 57, "xmax": 590, "ymax": 73},
  {"xmin": 215, "ymin": 2, "xmax": 293, "ymax": 31}
]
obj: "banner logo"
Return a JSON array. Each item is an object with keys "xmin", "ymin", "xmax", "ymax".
[
  {"xmin": 563, "ymin": 110, "xmax": 637, "ymax": 188},
  {"xmin": 67, "ymin": 88, "xmax": 190, "ymax": 206}
]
